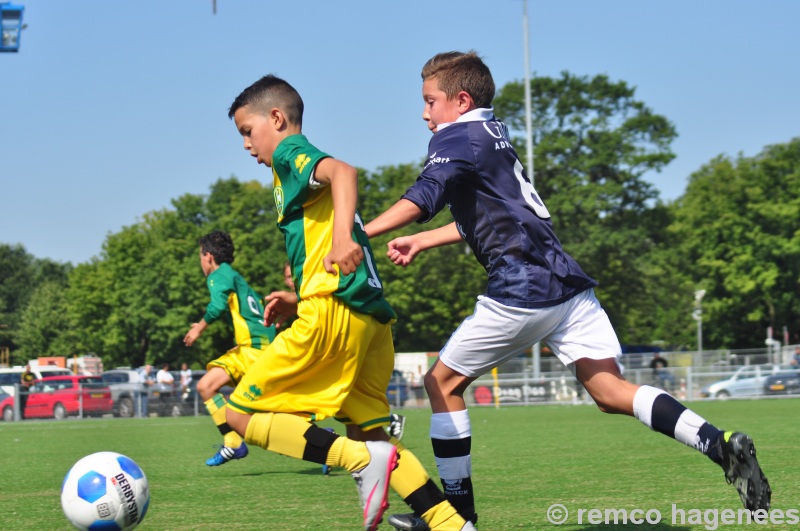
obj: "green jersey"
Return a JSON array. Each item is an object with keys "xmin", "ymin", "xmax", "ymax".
[
  {"xmin": 203, "ymin": 263, "xmax": 276, "ymax": 348},
  {"xmin": 271, "ymin": 134, "xmax": 396, "ymax": 324}
]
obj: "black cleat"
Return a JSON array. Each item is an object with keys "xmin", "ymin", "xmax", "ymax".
[{"xmin": 717, "ymin": 431, "xmax": 771, "ymax": 512}]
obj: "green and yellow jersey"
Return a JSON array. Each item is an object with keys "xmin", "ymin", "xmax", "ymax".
[
  {"xmin": 271, "ymin": 134, "xmax": 396, "ymax": 324},
  {"xmin": 203, "ymin": 263, "xmax": 276, "ymax": 348}
]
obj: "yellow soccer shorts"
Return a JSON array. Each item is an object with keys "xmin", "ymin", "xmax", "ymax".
[
  {"xmin": 227, "ymin": 295, "xmax": 394, "ymax": 430},
  {"xmin": 207, "ymin": 344, "xmax": 267, "ymax": 385}
]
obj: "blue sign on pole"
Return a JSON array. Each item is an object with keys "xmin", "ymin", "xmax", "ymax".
[{"xmin": 1, "ymin": 2, "xmax": 25, "ymax": 52}]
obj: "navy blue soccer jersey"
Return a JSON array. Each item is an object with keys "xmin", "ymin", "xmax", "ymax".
[{"xmin": 402, "ymin": 108, "xmax": 597, "ymax": 309}]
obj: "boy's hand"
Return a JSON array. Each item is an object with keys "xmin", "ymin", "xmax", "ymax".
[
  {"xmin": 387, "ymin": 236, "xmax": 421, "ymax": 267},
  {"xmin": 183, "ymin": 323, "xmax": 202, "ymax": 347},
  {"xmin": 323, "ymin": 238, "xmax": 363, "ymax": 276},
  {"xmin": 264, "ymin": 291, "xmax": 299, "ymax": 328}
]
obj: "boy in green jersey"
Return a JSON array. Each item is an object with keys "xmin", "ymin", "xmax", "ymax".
[
  {"xmin": 223, "ymin": 74, "xmax": 472, "ymax": 531},
  {"xmin": 183, "ymin": 230, "xmax": 277, "ymax": 466}
]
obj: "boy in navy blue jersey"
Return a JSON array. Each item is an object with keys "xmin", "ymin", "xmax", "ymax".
[{"xmin": 366, "ymin": 51, "xmax": 770, "ymax": 530}]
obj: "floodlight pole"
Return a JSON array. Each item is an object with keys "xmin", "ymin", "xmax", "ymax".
[{"xmin": 523, "ymin": 0, "xmax": 541, "ymax": 378}]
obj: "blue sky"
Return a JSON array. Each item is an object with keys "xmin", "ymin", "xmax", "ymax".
[{"xmin": 2, "ymin": 0, "xmax": 798, "ymax": 265}]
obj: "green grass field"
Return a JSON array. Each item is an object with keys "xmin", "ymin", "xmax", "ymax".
[{"xmin": 0, "ymin": 398, "xmax": 797, "ymax": 530}]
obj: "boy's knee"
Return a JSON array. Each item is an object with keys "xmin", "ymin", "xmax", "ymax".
[
  {"xmin": 196, "ymin": 380, "xmax": 211, "ymax": 399},
  {"xmin": 589, "ymin": 388, "xmax": 635, "ymax": 416}
]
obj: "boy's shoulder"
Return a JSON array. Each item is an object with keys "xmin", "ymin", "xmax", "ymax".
[
  {"xmin": 275, "ymin": 134, "xmax": 327, "ymax": 160},
  {"xmin": 428, "ymin": 116, "xmax": 504, "ymax": 163},
  {"xmin": 208, "ymin": 263, "xmax": 240, "ymax": 282}
]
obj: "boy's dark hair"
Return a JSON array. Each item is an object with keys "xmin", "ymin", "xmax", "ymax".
[
  {"xmin": 228, "ymin": 74, "xmax": 304, "ymax": 126},
  {"xmin": 421, "ymin": 50, "xmax": 495, "ymax": 109},
  {"xmin": 199, "ymin": 230, "xmax": 235, "ymax": 265}
]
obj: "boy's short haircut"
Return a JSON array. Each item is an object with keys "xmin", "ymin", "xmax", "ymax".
[
  {"xmin": 421, "ymin": 50, "xmax": 495, "ymax": 109},
  {"xmin": 227, "ymin": 74, "xmax": 304, "ymax": 126},
  {"xmin": 199, "ymin": 230, "xmax": 235, "ymax": 265}
]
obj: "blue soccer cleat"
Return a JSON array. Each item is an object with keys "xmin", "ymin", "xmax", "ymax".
[{"xmin": 206, "ymin": 442, "xmax": 249, "ymax": 466}]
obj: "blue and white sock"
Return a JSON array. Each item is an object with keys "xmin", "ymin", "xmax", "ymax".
[
  {"xmin": 430, "ymin": 409, "xmax": 476, "ymax": 522},
  {"xmin": 633, "ymin": 385, "xmax": 723, "ymax": 463}
]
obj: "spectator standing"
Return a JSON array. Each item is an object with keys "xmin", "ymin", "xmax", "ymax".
[
  {"xmin": 137, "ymin": 365, "xmax": 154, "ymax": 417},
  {"xmin": 408, "ymin": 365, "xmax": 426, "ymax": 407},
  {"xmin": 19, "ymin": 364, "xmax": 35, "ymax": 419},
  {"xmin": 179, "ymin": 362, "xmax": 192, "ymax": 398},
  {"xmin": 156, "ymin": 363, "xmax": 175, "ymax": 415}
]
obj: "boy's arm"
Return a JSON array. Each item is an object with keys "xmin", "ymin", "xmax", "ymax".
[
  {"xmin": 386, "ymin": 222, "xmax": 463, "ymax": 267},
  {"xmin": 183, "ymin": 320, "xmax": 208, "ymax": 347},
  {"xmin": 364, "ymin": 199, "xmax": 423, "ymax": 238},
  {"xmin": 314, "ymin": 158, "xmax": 363, "ymax": 276}
]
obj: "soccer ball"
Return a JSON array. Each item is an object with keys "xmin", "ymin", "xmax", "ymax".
[{"xmin": 61, "ymin": 451, "xmax": 150, "ymax": 531}]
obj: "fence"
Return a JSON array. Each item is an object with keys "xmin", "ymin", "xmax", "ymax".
[
  {"xmin": 2, "ymin": 383, "xmax": 210, "ymax": 422},
  {"xmin": 459, "ymin": 344, "xmax": 800, "ymax": 407}
]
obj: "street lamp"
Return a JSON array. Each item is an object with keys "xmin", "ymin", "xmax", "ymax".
[
  {"xmin": 0, "ymin": 2, "xmax": 25, "ymax": 53},
  {"xmin": 692, "ymin": 290, "xmax": 706, "ymax": 354}
]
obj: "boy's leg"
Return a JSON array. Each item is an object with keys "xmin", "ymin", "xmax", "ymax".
[
  {"xmin": 576, "ymin": 357, "xmax": 771, "ymax": 512},
  {"xmin": 348, "ymin": 425, "xmax": 470, "ymax": 531},
  {"xmin": 393, "ymin": 296, "xmax": 544, "ymax": 527},
  {"xmin": 227, "ymin": 408, "xmax": 398, "ymax": 531},
  {"xmin": 199, "ymin": 367, "xmax": 248, "ymax": 466},
  {"xmin": 424, "ymin": 361, "xmax": 479, "ymax": 525}
]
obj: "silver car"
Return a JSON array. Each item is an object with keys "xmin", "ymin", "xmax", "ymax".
[{"xmin": 701, "ymin": 364, "xmax": 787, "ymax": 399}]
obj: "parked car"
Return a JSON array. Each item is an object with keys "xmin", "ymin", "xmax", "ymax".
[
  {"xmin": 763, "ymin": 370, "xmax": 800, "ymax": 396},
  {"xmin": 387, "ymin": 369, "xmax": 409, "ymax": 407},
  {"xmin": 0, "ymin": 365, "xmax": 72, "ymax": 396},
  {"xmin": 100, "ymin": 368, "xmax": 146, "ymax": 418},
  {"xmin": 1, "ymin": 375, "xmax": 112, "ymax": 421},
  {"xmin": 701, "ymin": 364, "xmax": 787, "ymax": 399}
]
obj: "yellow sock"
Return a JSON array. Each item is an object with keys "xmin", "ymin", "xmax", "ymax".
[
  {"xmin": 243, "ymin": 412, "xmax": 304, "ymax": 458},
  {"xmin": 387, "ymin": 437, "xmax": 467, "ymax": 531},
  {"xmin": 421, "ymin": 503, "xmax": 464, "ymax": 531},
  {"xmin": 326, "ymin": 436, "xmax": 371, "ymax": 472},
  {"xmin": 204, "ymin": 394, "xmax": 243, "ymax": 449}
]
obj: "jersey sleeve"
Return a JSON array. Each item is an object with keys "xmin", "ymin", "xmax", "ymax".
[
  {"xmin": 203, "ymin": 271, "xmax": 233, "ymax": 324},
  {"xmin": 401, "ymin": 127, "xmax": 475, "ymax": 223}
]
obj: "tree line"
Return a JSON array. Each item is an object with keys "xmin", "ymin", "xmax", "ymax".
[{"xmin": 1, "ymin": 72, "xmax": 798, "ymax": 369}]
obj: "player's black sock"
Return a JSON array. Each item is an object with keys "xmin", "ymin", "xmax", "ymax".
[
  {"xmin": 633, "ymin": 385, "xmax": 723, "ymax": 462},
  {"xmin": 431, "ymin": 411, "xmax": 477, "ymax": 524}
]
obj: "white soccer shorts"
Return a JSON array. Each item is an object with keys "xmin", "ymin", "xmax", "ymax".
[{"xmin": 438, "ymin": 289, "xmax": 621, "ymax": 378}]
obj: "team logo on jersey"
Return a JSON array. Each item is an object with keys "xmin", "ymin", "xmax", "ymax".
[
  {"xmin": 483, "ymin": 122, "xmax": 513, "ymax": 150},
  {"xmin": 243, "ymin": 384, "xmax": 263, "ymax": 401},
  {"xmin": 295, "ymin": 153, "xmax": 311, "ymax": 174},
  {"xmin": 424, "ymin": 151, "xmax": 450, "ymax": 169},
  {"xmin": 274, "ymin": 187, "xmax": 285, "ymax": 221},
  {"xmin": 482, "ymin": 121, "xmax": 506, "ymax": 139}
]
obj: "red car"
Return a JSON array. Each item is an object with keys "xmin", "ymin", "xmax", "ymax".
[{"xmin": 0, "ymin": 375, "xmax": 113, "ymax": 421}]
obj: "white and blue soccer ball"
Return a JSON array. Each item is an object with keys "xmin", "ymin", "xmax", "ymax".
[{"xmin": 61, "ymin": 451, "xmax": 150, "ymax": 531}]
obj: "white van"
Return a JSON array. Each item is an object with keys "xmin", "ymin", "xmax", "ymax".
[{"xmin": 0, "ymin": 366, "xmax": 73, "ymax": 396}]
